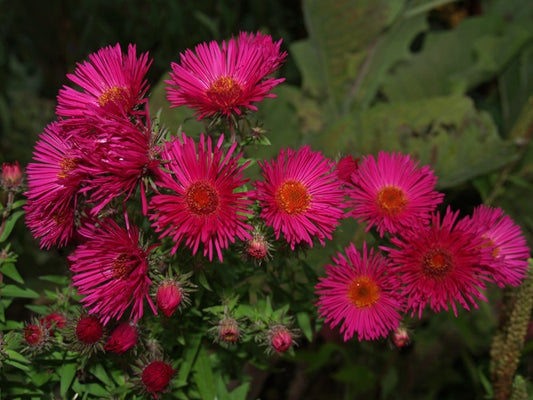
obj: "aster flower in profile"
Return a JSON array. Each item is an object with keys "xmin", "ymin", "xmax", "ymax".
[
  {"xmin": 24, "ymin": 121, "xmax": 84, "ymax": 249},
  {"xmin": 315, "ymin": 242, "xmax": 403, "ymax": 342},
  {"xmin": 56, "ymin": 43, "xmax": 152, "ymax": 121},
  {"xmin": 458, "ymin": 205, "xmax": 530, "ymax": 288},
  {"xmin": 383, "ymin": 207, "xmax": 494, "ymax": 318},
  {"xmin": 166, "ymin": 31, "xmax": 287, "ymax": 120},
  {"xmin": 254, "ymin": 146, "xmax": 345, "ymax": 249},
  {"xmin": 149, "ymin": 133, "xmax": 253, "ymax": 262},
  {"xmin": 68, "ymin": 218, "xmax": 157, "ymax": 325},
  {"xmin": 104, "ymin": 322, "xmax": 139, "ymax": 354},
  {"xmin": 347, "ymin": 151, "xmax": 443, "ymax": 237},
  {"xmin": 76, "ymin": 110, "xmax": 161, "ymax": 215}
]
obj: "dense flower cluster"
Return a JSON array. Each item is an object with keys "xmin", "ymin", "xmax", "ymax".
[{"xmin": 15, "ymin": 31, "xmax": 531, "ymax": 399}]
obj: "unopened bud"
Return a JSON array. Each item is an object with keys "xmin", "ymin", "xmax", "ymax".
[
  {"xmin": 1, "ymin": 161, "xmax": 23, "ymax": 191},
  {"xmin": 156, "ymin": 281, "xmax": 183, "ymax": 317}
]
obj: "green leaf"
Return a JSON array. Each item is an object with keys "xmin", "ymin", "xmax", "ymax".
[
  {"xmin": 302, "ymin": 0, "xmax": 405, "ymax": 114},
  {"xmin": 6, "ymin": 349, "xmax": 30, "ymax": 365},
  {"xmin": 88, "ymin": 363, "xmax": 114, "ymax": 387},
  {"xmin": 192, "ymin": 346, "xmax": 216, "ymax": 400},
  {"xmin": 0, "ymin": 210, "xmax": 24, "ymax": 242},
  {"xmin": 175, "ymin": 334, "xmax": 202, "ymax": 388},
  {"xmin": 0, "ymin": 262, "xmax": 23, "ymax": 284},
  {"xmin": 39, "ymin": 275, "xmax": 70, "ymax": 285},
  {"xmin": 59, "ymin": 363, "xmax": 77, "ymax": 397},
  {"xmin": 228, "ymin": 382, "xmax": 250, "ymax": 400},
  {"xmin": 315, "ymin": 95, "xmax": 518, "ymax": 188},
  {"xmin": 296, "ymin": 311, "xmax": 314, "ymax": 342},
  {"xmin": 4, "ymin": 359, "xmax": 30, "ymax": 371},
  {"xmin": 1, "ymin": 284, "xmax": 39, "ymax": 298}
]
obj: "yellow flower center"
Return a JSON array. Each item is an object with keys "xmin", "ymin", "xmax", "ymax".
[
  {"xmin": 347, "ymin": 276, "xmax": 380, "ymax": 308},
  {"xmin": 98, "ymin": 86, "xmax": 129, "ymax": 108},
  {"xmin": 112, "ymin": 253, "xmax": 136, "ymax": 279},
  {"xmin": 422, "ymin": 249, "xmax": 453, "ymax": 279},
  {"xmin": 185, "ymin": 181, "xmax": 219, "ymax": 216},
  {"xmin": 57, "ymin": 156, "xmax": 77, "ymax": 179},
  {"xmin": 206, "ymin": 76, "xmax": 243, "ymax": 109},
  {"xmin": 275, "ymin": 180, "xmax": 311, "ymax": 215},
  {"xmin": 376, "ymin": 186, "xmax": 407, "ymax": 216}
]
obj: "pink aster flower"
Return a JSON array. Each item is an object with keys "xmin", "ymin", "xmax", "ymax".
[
  {"xmin": 24, "ymin": 121, "xmax": 84, "ymax": 248},
  {"xmin": 68, "ymin": 218, "xmax": 157, "ymax": 324},
  {"xmin": 149, "ymin": 133, "xmax": 253, "ymax": 262},
  {"xmin": 383, "ymin": 207, "xmax": 494, "ymax": 318},
  {"xmin": 56, "ymin": 43, "xmax": 151, "ymax": 121},
  {"xmin": 166, "ymin": 31, "xmax": 287, "ymax": 120},
  {"xmin": 347, "ymin": 151, "xmax": 444, "ymax": 237},
  {"xmin": 254, "ymin": 146, "xmax": 345, "ymax": 249},
  {"xmin": 76, "ymin": 110, "xmax": 161, "ymax": 215},
  {"xmin": 458, "ymin": 205, "xmax": 530, "ymax": 288},
  {"xmin": 315, "ymin": 242, "xmax": 403, "ymax": 342}
]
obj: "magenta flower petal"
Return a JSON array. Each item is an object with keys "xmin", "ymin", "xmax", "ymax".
[
  {"xmin": 383, "ymin": 207, "xmax": 494, "ymax": 318},
  {"xmin": 458, "ymin": 205, "xmax": 530, "ymax": 287},
  {"xmin": 347, "ymin": 151, "xmax": 444, "ymax": 237},
  {"xmin": 315, "ymin": 242, "xmax": 403, "ymax": 341},
  {"xmin": 165, "ymin": 31, "xmax": 287, "ymax": 120},
  {"xmin": 68, "ymin": 218, "xmax": 156, "ymax": 325},
  {"xmin": 254, "ymin": 146, "xmax": 345, "ymax": 249},
  {"xmin": 149, "ymin": 133, "xmax": 253, "ymax": 262},
  {"xmin": 56, "ymin": 43, "xmax": 152, "ymax": 120}
]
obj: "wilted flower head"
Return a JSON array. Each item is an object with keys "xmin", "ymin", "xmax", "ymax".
[
  {"xmin": 23, "ymin": 319, "xmax": 51, "ymax": 353},
  {"xmin": 166, "ymin": 31, "xmax": 287, "ymax": 120}
]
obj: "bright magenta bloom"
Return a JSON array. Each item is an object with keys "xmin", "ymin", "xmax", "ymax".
[
  {"xmin": 384, "ymin": 207, "xmax": 494, "ymax": 318},
  {"xmin": 254, "ymin": 146, "xmax": 345, "ymax": 249},
  {"xmin": 458, "ymin": 205, "xmax": 530, "ymax": 287},
  {"xmin": 315, "ymin": 242, "xmax": 403, "ymax": 341},
  {"xmin": 68, "ymin": 218, "xmax": 157, "ymax": 324},
  {"xmin": 149, "ymin": 134, "xmax": 253, "ymax": 261},
  {"xmin": 56, "ymin": 43, "xmax": 151, "ymax": 120},
  {"xmin": 24, "ymin": 121, "xmax": 83, "ymax": 249},
  {"xmin": 347, "ymin": 151, "xmax": 443, "ymax": 237},
  {"xmin": 166, "ymin": 31, "xmax": 287, "ymax": 120},
  {"xmin": 76, "ymin": 111, "xmax": 160, "ymax": 215}
]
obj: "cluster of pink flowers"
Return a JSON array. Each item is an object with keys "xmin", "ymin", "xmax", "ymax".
[
  {"xmin": 22, "ymin": 31, "xmax": 531, "ymax": 390},
  {"xmin": 316, "ymin": 152, "xmax": 531, "ymax": 341}
]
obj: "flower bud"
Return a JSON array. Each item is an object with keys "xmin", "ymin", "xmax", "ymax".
[
  {"xmin": 105, "ymin": 322, "xmax": 138, "ymax": 354},
  {"xmin": 156, "ymin": 281, "xmax": 183, "ymax": 317},
  {"xmin": 217, "ymin": 317, "xmax": 241, "ymax": 344},
  {"xmin": 268, "ymin": 325, "xmax": 294, "ymax": 354},
  {"xmin": 0, "ymin": 161, "xmax": 23, "ymax": 191},
  {"xmin": 391, "ymin": 326, "xmax": 411, "ymax": 349},
  {"xmin": 24, "ymin": 324, "xmax": 45, "ymax": 346},
  {"xmin": 336, "ymin": 155, "xmax": 359, "ymax": 184},
  {"xmin": 76, "ymin": 315, "xmax": 104, "ymax": 344},
  {"xmin": 141, "ymin": 360, "xmax": 176, "ymax": 397},
  {"xmin": 40, "ymin": 312, "xmax": 67, "ymax": 335}
]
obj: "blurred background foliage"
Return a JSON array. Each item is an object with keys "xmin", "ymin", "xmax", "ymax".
[{"xmin": 1, "ymin": 0, "xmax": 533, "ymax": 399}]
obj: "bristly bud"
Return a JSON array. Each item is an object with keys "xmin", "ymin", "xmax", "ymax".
[
  {"xmin": 40, "ymin": 312, "xmax": 67, "ymax": 335},
  {"xmin": 23, "ymin": 319, "xmax": 51, "ymax": 353},
  {"xmin": 1, "ymin": 161, "xmax": 24, "ymax": 191},
  {"xmin": 155, "ymin": 275, "xmax": 193, "ymax": 317},
  {"xmin": 243, "ymin": 228, "xmax": 272, "ymax": 266},
  {"xmin": 213, "ymin": 317, "xmax": 242, "ymax": 346},
  {"xmin": 390, "ymin": 325, "xmax": 411, "ymax": 349},
  {"xmin": 137, "ymin": 359, "xmax": 176, "ymax": 399},
  {"xmin": 104, "ymin": 322, "xmax": 138, "ymax": 354},
  {"xmin": 65, "ymin": 312, "xmax": 105, "ymax": 356},
  {"xmin": 267, "ymin": 324, "xmax": 298, "ymax": 355}
]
